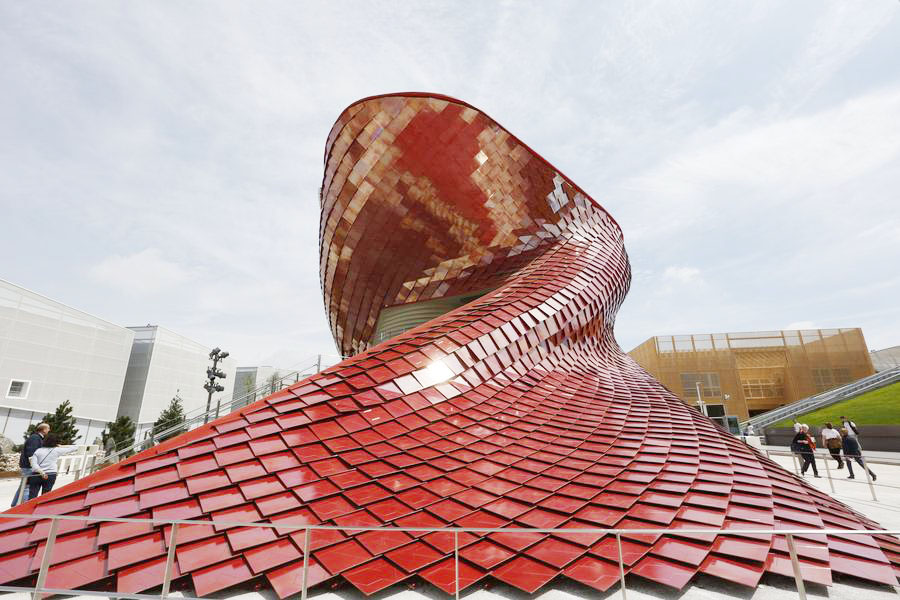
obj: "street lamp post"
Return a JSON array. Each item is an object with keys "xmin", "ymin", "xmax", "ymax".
[
  {"xmin": 204, "ymin": 347, "xmax": 229, "ymax": 424},
  {"xmin": 695, "ymin": 381, "xmax": 707, "ymax": 416}
]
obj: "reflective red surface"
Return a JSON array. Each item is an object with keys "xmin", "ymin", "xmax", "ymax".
[{"xmin": 1, "ymin": 93, "xmax": 898, "ymax": 597}]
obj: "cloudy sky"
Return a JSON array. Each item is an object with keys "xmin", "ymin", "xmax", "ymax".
[{"xmin": 2, "ymin": 1, "xmax": 899, "ymax": 370}]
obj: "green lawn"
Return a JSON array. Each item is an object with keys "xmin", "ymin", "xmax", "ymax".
[{"xmin": 770, "ymin": 381, "xmax": 900, "ymax": 428}]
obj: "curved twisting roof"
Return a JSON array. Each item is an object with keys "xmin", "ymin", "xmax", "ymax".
[{"xmin": 0, "ymin": 94, "xmax": 898, "ymax": 597}]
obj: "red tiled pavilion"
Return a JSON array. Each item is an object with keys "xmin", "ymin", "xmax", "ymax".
[{"xmin": 1, "ymin": 93, "xmax": 898, "ymax": 597}]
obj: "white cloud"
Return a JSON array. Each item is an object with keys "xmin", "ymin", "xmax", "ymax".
[
  {"xmin": 88, "ymin": 248, "xmax": 190, "ymax": 295},
  {"xmin": 663, "ymin": 266, "xmax": 701, "ymax": 284}
]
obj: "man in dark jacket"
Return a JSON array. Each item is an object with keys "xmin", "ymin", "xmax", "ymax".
[
  {"xmin": 841, "ymin": 428, "xmax": 876, "ymax": 481},
  {"xmin": 11, "ymin": 422, "xmax": 50, "ymax": 506}
]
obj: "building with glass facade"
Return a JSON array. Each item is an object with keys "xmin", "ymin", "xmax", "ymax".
[{"xmin": 628, "ymin": 328, "xmax": 875, "ymax": 422}]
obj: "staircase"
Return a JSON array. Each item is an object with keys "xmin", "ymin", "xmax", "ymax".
[{"xmin": 741, "ymin": 365, "xmax": 900, "ymax": 431}]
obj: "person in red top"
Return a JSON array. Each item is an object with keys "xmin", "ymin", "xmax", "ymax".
[{"xmin": 791, "ymin": 424, "xmax": 820, "ymax": 478}]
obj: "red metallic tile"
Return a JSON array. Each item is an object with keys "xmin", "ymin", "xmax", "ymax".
[
  {"xmin": 176, "ymin": 454, "xmax": 218, "ymax": 478},
  {"xmin": 651, "ymin": 538, "xmax": 710, "ymax": 566},
  {"xmin": 107, "ymin": 531, "xmax": 165, "ymax": 570},
  {"xmin": 267, "ymin": 558, "xmax": 330, "ymax": 598},
  {"xmin": 44, "ymin": 551, "xmax": 107, "ymax": 591},
  {"xmin": 211, "ymin": 504, "xmax": 262, "ymax": 531},
  {"xmin": 34, "ymin": 529, "xmax": 98, "ymax": 566},
  {"xmin": 296, "ymin": 479, "xmax": 339, "ymax": 502},
  {"xmin": 0, "ymin": 526, "xmax": 34, "ymax": 553},
  {"xmin": 138, "ymin": 482, "xmax": 189, "ymax": 509},
  {"xmin": 270, "ymin": 507, "xmax": 320, "ymax": 535},
  {"xmin": 343, "ymin": 558, "xmax": 408, "ymax": 594},
  {"xmin": 0, "ymin": 547, "xmax": 36, "ymax": 584},
  {"xmin": 493, "ymin": 556, "xmax": 559, "ymax": 593},
  {"xmin": 244, "ymin": 537, "xmax": 302, "ymax": 574},
  {"xmin": 357, "ymin": 529, "xmax": 412, "ymax": 555},
  {"xmin": 97, "ymin": 514, "xmax": 154, "ymax": 545},
  {"xmin": 385, "ymin": 541, "xmax": 443, "ymax": 572},
  {"xmin": 563, "ymin": 555, "xmax": 620, "ymax": 592},
  {"xmin": 591, "ymin": 537, "xmax": 650, "ymax": 566},
  {"xmin": 177, "ymin": 535, "xmax": 232, "ymax": 572},
  {"xmin": 152, "ymin": 498, "xmax": 202, "ymax": 521},
  {"xmin": 117, "ymin": 554, "xmax": 182, "ymax": 594},
  {"xmin": 240, "ymin": 475, "xmax": 285, "ymax": 499},
  {"xmin": 192, "ymin": 556, "xmax": 253, "ymax": 596},
  {"xmin": 315, "ymin": 539, "xmax": 372, "ymax": 574},
  {"xmin": 186, "ymin": 469, "xmax": 231, "ymax": 495},
  {"xmin": 711, "ymin": 536, "xmax": 770, "ymax": 563},
  {"xmin": 527, "ymin": 537, "xmax": 586, "ymax": 568},
  {"xmin": 84, "ymin": 479, "xmax": 134, "ymax": 505},
  {"xmin": 461, "ymin": 540, "xmax": 514, "ymax": 569},
  {"xmin": 224, "ymin": 459, "xmax": 266, "ymax": 482},
  {"xmin": 699, "ymin": 555, "xmax": 764, "ymax": 588},
  {"xmin": 631, "ymin": 555, "xmax": 696, "ymax": 589},
  {"xmin": 226, "ymin": 524, "xmax": 278, "ymax": 551},
  {"xmin": 256, "ymin": 491, "xmax": 302, "ymax": 516},
  {"xmin": 420, "ymin": 557, "xmax": 486, "ymax": 594}
]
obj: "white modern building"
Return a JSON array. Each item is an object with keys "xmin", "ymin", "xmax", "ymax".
[
  {"xmin": 871, "ymin": 346, "xmax": 900, "ymax": 372},
  {"xmin": 0, "ymin": 279, "xmax": 134, "ymax": 444},
  {"xmin": 118, "ymin": 326, "xmax": 236, "ymax": 440},
  {"xmin": 231, "ymin": 366, "xmax": 293, "ymax": 410}
]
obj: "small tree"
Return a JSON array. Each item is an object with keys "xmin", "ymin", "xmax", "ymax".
[
  {"xmin": 24, "ymin": 400, "xmax": 81, "ymax": 444},
  {"xmin": 152, "ymin": 395, "xmax": 186, "ymax": 441},
  {"xmin": 102, "ymin": 416, "xmax": 136, "ymax": 456},
  {"xmin": 267, "ymin": 371, "xmax": 282, "ymax": 394}
]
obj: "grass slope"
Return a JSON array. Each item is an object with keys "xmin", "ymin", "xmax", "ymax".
[{"xmin": 771, "ymin": 381, "xmax": 900, "ymax": 428}]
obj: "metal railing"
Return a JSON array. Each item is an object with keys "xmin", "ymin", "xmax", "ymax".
[
  {"xmin": 0, "ymin": 512, "xmax": 896, "ymax": 600},
  {"xmin": 762, "ymin": 448, "xmax": 900, "ymax": 502},
  {"xmin": 742, "ymin": 366, "xmax": 900, "ymax": 430}
]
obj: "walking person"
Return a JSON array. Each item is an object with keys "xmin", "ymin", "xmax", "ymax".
[
  {"xmin": 11, "ymin": 423, "xmax": 49, "ymax": 506},
  {"xmin": 840, "ymin": 415, "xmax": 860, "ymax": 441},
  {"xmin": 27, "ymin": 435, "xmax": 77, "ymax": 500},
  {"xmin": 821, "ymin": 422, "xmax": 843, "ymax": 469},
  {"xmin": 840, "ymin": 428, "xmax": 876, "ymax": 481},
  {"xmin": 791, "ymin": 424, "xmax": 820, "ymax": 478}
]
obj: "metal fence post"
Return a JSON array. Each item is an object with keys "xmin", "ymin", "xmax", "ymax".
[
  {"xmin": 785, "ymin": 534, "xmax": 807, "ymax": 600},
  {"xmin": 32, "ymin": 517, "xmax": 59, "ymax": 600},
  {"xmin": 861, "ymin": 457, "xmax": 878, "ymax": 502},
  {"xmin": 14, "ymin": 477, "xmax": 27, "ymax": 507},
  {"xmin": 823, "ymin": 452, "xmax": 835, "ymax": 493},
  {"xmin": 615, "ymin": 533, "xmax": 627, "ymax": 600},
  {"xmin": 160, "ymin": 522, "xmax": 179, "ymax": 599},
  {"xmin": 301, "ymin": 528, "xmax": 310, "ymax": 600},
  {"xmin": 454, "ymin": 530, "xmax": 460, "ymax": 600}
]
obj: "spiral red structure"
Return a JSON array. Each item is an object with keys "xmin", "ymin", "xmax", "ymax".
[{"xmin": 0, "ymin": 93, "xmax": 897, "ymax": 597}]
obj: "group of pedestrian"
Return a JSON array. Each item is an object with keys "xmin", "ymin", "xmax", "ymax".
[
  {"xmin": 10, "ymin": 422, "xmax": 77, "ymax": 506},
  {"xmin": 790, "ymin": 415, "xmax": 876, "ymax": 481}
]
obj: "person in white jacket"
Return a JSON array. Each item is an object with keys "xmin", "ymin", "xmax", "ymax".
[{"xmin": 27, "ymin": 434, "xmax": 77, "ymax": 499}]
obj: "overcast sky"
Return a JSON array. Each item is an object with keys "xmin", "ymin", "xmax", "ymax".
[{"xmin": 2, "ymin": 1, "xmax": 899, "ymax": 370}]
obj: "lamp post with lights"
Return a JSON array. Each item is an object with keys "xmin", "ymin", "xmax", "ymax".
[{"xmin": 204, "ymin": 347, "xmax": 229, "ymax": 424}]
